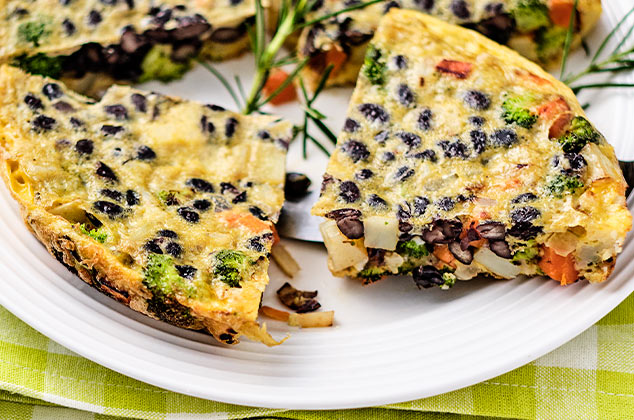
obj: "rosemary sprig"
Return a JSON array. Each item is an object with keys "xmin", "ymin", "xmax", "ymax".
[
  {"xmin": 298, "ymin": 65, "xmax": 337, "ymax": 158},
  {"xmin": 561, "ymin": 4, "xmax": 634, "ymax": 93}
]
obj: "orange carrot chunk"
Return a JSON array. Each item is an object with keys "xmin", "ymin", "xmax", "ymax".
[
  {"xmin": 549, "ymin": 0, "xmax": 575, "ymax": 27},
  {"xmin": 263, "ymin": 69, "xmax": 297, "ymax": 106},
  {"xmin": 324, "ymin": 47, "xmax": 348, "ymax": 75},
  {"xmin": 435, "ymin": 59, "xmax": 473, "ymax": 79},
  {"xmin": 538, "ymin": 246, "xmax": 579, "ymax": 285}
]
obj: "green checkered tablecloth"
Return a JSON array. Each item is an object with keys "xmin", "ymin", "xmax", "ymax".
[{"xmin": 2, "ymin": 292, "xmax": 634, "ymax": 420}]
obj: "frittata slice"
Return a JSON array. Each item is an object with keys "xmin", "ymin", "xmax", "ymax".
[
  {"xmin": 1, "ymin": 0, "xmax": 254, "ymax": 97},
  {"xmin": 297, "ymin": 0, "xmax": 601, "ymax": 90},
  {"xmin": 0, "ymin": 65, "xmax": 292, "ymax": 345},
  {"xmin": 311, "ymin": 9, "xmax": 631, "ymax": 288}
]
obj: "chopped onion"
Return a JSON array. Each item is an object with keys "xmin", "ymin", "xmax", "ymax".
[
  {"xmin": 363, "ymin": 216, "xmax": 399, "ymax": 250},
  {"xmin": 271, "ymin": 243, "xmax": 300, "ymax": 278},
  {"xmin": 545, "ymin": 232, "xmax": 577, "ymax": 257},
  {"xmin": 320, "ymin": 220, "xmax": 368, "ymax": 272},
  {"xmin": 260, "ymin": 306, "xmax": 334, "ymax": 328},
  {"xmin": 474, "ymin": 248, "xmax": 521, "ymax": 278},
  {"xmin": 260, "ymin": 305, "xmax": 290, "ymax": 322}
]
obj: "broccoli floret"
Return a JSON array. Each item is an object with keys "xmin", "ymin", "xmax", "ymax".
[
  {"xmin": 512, "ymin": 240, "xmax": 539, "ymax": 262},
  {"xmin": 512, "ymin": 0, "xmax": 551, "ymax": 32},
  {"xmin": 12, "ymin": 53, "xmax": 63, "ymax": 78},
  {"xmin": 358, "ymin": 266, "xmax": 385, "ymax": 283},
  {"xmin": 362, "ymin": 44, "xmax": 386, "ymax": 86},
  {"xmin": 502, "ymin": 96, "xmax": 538, "ymax": 129},
  {"xmin": 138, "ymin": 45, "xmax": 191, "ymax": 84},
  {"xmin": 547, "ymin": 174, "xmax": 584, "ymax": 198},
  {"xmin": 557, "ymin": 116, "xmax": 600, "ymax": 153},
  {"xmin": 18, "ymin": 20, "xmax": 51, "ymax": 47},
  {"xmin": 213, "ymin": 250, "xmax": 249, "ymax": 288},
  {"xmin": 143, "ymin": 253, "xmax": 194, "ymax": 297},
  {"xmin": 79, "ymin": 224, "xmax": 108, "ymax": 243},
  {"xmin": 440, "ymin": 272, "xmax": 456, "ymax": 290},
  {"xmin": 536, "ymin": 26, "xmax": 568, "ymax": 62},
  {"xmin": 396, "ymin": 239, "xmax": 429, "ymax": 259}
]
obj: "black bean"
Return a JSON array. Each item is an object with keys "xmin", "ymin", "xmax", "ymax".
[
  {"xmin": 186, "ymin": 178, "xmax": 214, "ymax": 193},
  {"xmin": 220, "ymin": 182, "xmax": 239, "ymax": 195},
  {"xmin": 126, "ymin": 189, "xmax": 140, "ymax": 206},
  {"xmin": 336, "ymin": 216, "xmax": 364, "ymax": 239},
  {"xmin": 438, "ymin": 140, "xmax": 469, "ymax": 158},
  {"xmin": 381, "ymin": 151, "xmax": 395, "ymax": 161},
  {"xmin": 394, "ymin": 166, "xmax": 414, "ymax": 182},
  {"xmin": 165, "ymin": 242, "xmax": 183, "ymax": 258},
  {"xmin": 451, "ymin": 0, "xmax": 470, "ymax": 18},
  {"xmin": 131, "ymin": 93, "xmax": 147, "ymax": 113},
  {"xmin": 374, "ymin": 130, "xmax": 389, "ymax": 143},
  {"xmin": 413, "ymin": 265, "xmax": 444, "ymax": 289},
  {"xmin": 422, "ymin": 219, "xmax": 462, "ymax": 244},
  {"xmin": 343, "ymin": 118, "xmax": 360, "ymax": 133},
  {"xmin": 413, "ymin": 196, "xmax": 429, "ymax": 216},
  {"xmin": 393, "ymin": 55, "xmax": 407, "ymax": 69},
  {"xmin": 367, "ymin": 194, "xmax": 388, "ymax": 208},
  {"xmin": 225, "ymin": 117, "xmax": 238, "ymax": 137},
  {"xmin": 489, "ymin": 240, "xmax": 512, "ymax": 259},
  {"xmin": 491, "ymin": 128, "xmax": 518, "ymax": 147},
  {"xmin": 248, "ymin": 237, "xmax": 265, "ymax": 253},
  {"xmin": 136, "ymin": 145, "xmax": 156, "ymax": 160},
  {"xmin": 436, "ymin": 197, "xmax": 455, "ymax": 211},
  {"xmin": 249, "ymin": 206, "xmax": 268, "ymax": 220},
  {"xmin": 75, "ymin": 139, "xmax": 93, "ymax": 155},
  {"xmin": 100, "ymin": 189, "xmax": 123, "ymax": 201},
  {"xmin": 41, "ymin": 84, "xmax": 62, "ymax": 101},
  {"xmin": 397, "ymin": 84, "xmax": 415, "ymax": 107},
  {"xmin": 355, "ymin": 169, "xmax": 373, "ymax": 180},
  {"xmin": 171, "ymin": 14, "xmax": 210, "ymax": 41},
  {"xmin": 470, "ymin": 130, "xmax": 487, "ymax": 154},
  {"xmin": 508, "ymin": 223, "xmax": 543, "ymax": 240},
  {"xmin": 175, "ymin": 265, "xmax": 197, "ymax": 279},
  {"xmin": 511, "ymin": 193, "xmax": 537, "ymax": 204},
  {"xmin": 464, "ymin": 90, "xmax": 491, "ymax": 110},
  {"xmin": 409, "ymin": 149, "xmax": 437, "ymax": 162},
  {"xmin": 93, "ymin": 200, "xmax": 124, "ymax": 218},
  {"xmin": 24, "ymin": 94, "xmax": 43, "ymax": 111},
  {"xmin": 62, "ymin": 18, "xmax": 76, "ymax": 35},
  {"xmin": 88, "ymin": 10, "xmax": 103, "ymax": 25},
  {"xmin": 211, "ymin": 26, "xmax": 246, "ymax": 43},
  {"xmin": 232, "ymin": 191, "xmax": 247, "ymax": 203},
  {"xmin": 325, "ymin": 208, "xmax": 362, "ymax": 221},
  {"xmin": 257, "ymin": 130, "xmax": 270, "ymax": 139},
  {"xmin": 449, "ymin": 241, "xmax": 473, "ymax": 264},
  {"xmin": 207, "ymin": 104, "xmax": 225, "ymax": 112},
  {"xmin": 32, "ymin": 115, "xmax": 56, "ymax": 131},
  {"xmin": 70, "ymin": 118, "xmax": 84, "ymax": 128},
  {"xmin": 358, "ymin": 103, "xmax": 389, "ymax": 124},
  {"xmin": 96, "ymin": 162, "xmax": 118, "ymax": 182},
  {"xmin": 157, "ymin": 229, "xmax": 178, "ymax": 238},
  {"xmin": 397, "ymin": 131, "xmax": 421, "ymax": 148},
  {"xmin": 101, "ymin": 125, "xmax": 124, "ymax": 135},
  {"xmin": 418, "ymin": 108, "xmax": 433, "ymax": 131},
  {"xmin": 104, "ymin": 104, "xmax": 128, "ymax": 120},
  {"xmin": 383, "ymin": 0, "xmax": 400, "ymax": 13},
  {"xmin": 565, "ymin": 153, "xmax": 587, "ymax": 171},
  {"xmin": 476, "ymin": 221, "xmax": 505, "ymax": 240},
  {"xmin": 53, "ymin": 101, "xmax": 75, "ymax": 113},
  {"xmin": 339, "ymin": 181, "xmax": 360, "ymax": 203},
  {"xmin": 193, "ymin": 199, "xmax": 211, "ymax": 211},
  {"xmin": 200, "ymin": 115, "xmax": 216, "ymax": 134},
  {"xmin": 414, "ymin": 0, "xmax": 434, "ymax": 10},
  {"xmin": 100, "ymin": 0, "xmax": 117, "ymax": 5},
  {"xmin": 144, "ymin": 239, "xmax": 163, "ymax": 254},
  {"xmin": 511, "ymin": 206, "xmax": 540, "ymax": 223},
  {"xmin": 469, "ymin": 116, "xmax": 485, "ymax": 126},
  {"xmin": 475, "ymin": 14, "xmax": 514, "ymax": 45},
  {"xmin": 285, "ymin": 172, "xmax": 311, "ymax": 199},
  {"xmin": 177, "ymin": 207, "xmax": 199, "ymax": 223},
  {"xmin": 341, "ymin": 140, "xmax": 370, "ymax": 163},
  {"xmin": 397, "ymin": 202, "xmax": 411, "ymax": 220}
]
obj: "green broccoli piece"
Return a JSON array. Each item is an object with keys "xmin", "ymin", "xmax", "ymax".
[
  {"xmin": 512, "ymin": 240, "xmax": 539, "ymax": 262},
  {"xmin": 138, "ymin": 45, "xmax": 191, "ymax": 84},
  {"xmin": 143, "ymin": 254, "xmax": 194, "ymax": 297},
  {"xmin": 213, "ymin": 250, "xmax": 249, "ymax": 288},
  {"xmin": 557, "ymin": 116, "xmax": 600, "ymax": 153},
  {"xmin": 12, "ymin": 53, "xmax": 63, "ymax": 78},
  {"xmin": 79, "ymin": 224, "xmax": 108, "ymax": 244},
  {"xmin": 512, "ymin": 0, "xmax": 551, "ymax": 32},
  {"xmin": 536, "ymin": 26, "xmax": 568, "ymax": 62},
  {"xmin": 157, "ymin": 190, "xmax": 186, "ymax": 206},
  {"xmin": 396, "ymin": 240, "xmax": 429, "ymax": 259},
  {"xmin": 362, "ymin": 44, "xmax": 386, "ymax": 86},
  {"xmin": 502, "ymin": 96, "xmax": 538, "ymax": 129},
  {"xmin": 547, "ymin": 174, "xmax": 584, "ymax": 198},
  {"xmin": 18, "ymin": 20, "xmax": 51, "ymax": 47},
  {"xmin": 440, "ymin": 272, "xmax": 456, "ymax": 290},
  {"xmin": 358, "ymin": 266, "xmax": 385, "ymax": 283}
]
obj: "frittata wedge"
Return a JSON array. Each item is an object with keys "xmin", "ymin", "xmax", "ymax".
[
  {"xmin": 311, "ymin": 9, "xmax": 631, "ymax": 287},
  {"xmin": 297, "ymin": 0, "xmax": 602, "ymax": 90},
  {"xmin": 0, "ymin": 65, "xmax": 292, "ymax": 345},
  {"xmin": 1, "ymin": 0, "xmax": 254, "ymax": 97}
]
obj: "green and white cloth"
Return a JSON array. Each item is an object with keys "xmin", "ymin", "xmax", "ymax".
[{"xmin": 1, "ymin": 293, "xmax": 634, "ymax": 420}]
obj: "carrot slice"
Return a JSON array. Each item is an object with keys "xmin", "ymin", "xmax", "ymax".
[
  {"xmin": 435, "ymin": 59, "xmax": 473, "ymax": 79},
  {"xmin": 263, "ymin": 69, "xmax": 297, "ymax": 106},
  {"xmin": 538, "ymin": 246, "xmax": 579, "ymax": 285},
  {"xmin": 433, "ymin": 244, "xmax": 455, "ymax": 264},
  {"xmin": 219, "ymin": 211, "xmax": 270, "ymax": 234},
  {"xmin": 324, "ymin": 47, "xmax": 347, "ymax": 75},
  {"xmin": 537, "ymin": 97, "xmax": 570, "ymax": 118},
  {"xmin": 549, "ymin": 0, "xmax": 575, "ymax": 27}
]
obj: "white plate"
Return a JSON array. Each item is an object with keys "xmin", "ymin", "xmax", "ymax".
[{"xmin": 0, "ymin": 1, "xmax": 633, "ymax": 410}]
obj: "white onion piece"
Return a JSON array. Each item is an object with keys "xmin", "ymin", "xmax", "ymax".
[
  {"xmin": 320, "ymin": 220, "xmax": 368, "ymax": 272},
  {"xmin": 474, "ymin": 248, "xmax": 521, "ymax": 279},
  {"xmin": 545, "ymin": 232, "xmax": 577, "ymax": 257},
  {"xmin": 363, "ymin": 216, "xmax": 399, "ymax": 250},
  {"xmin": 271, "ymin": 243, "xmax": 300, "ymax": 278}
]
